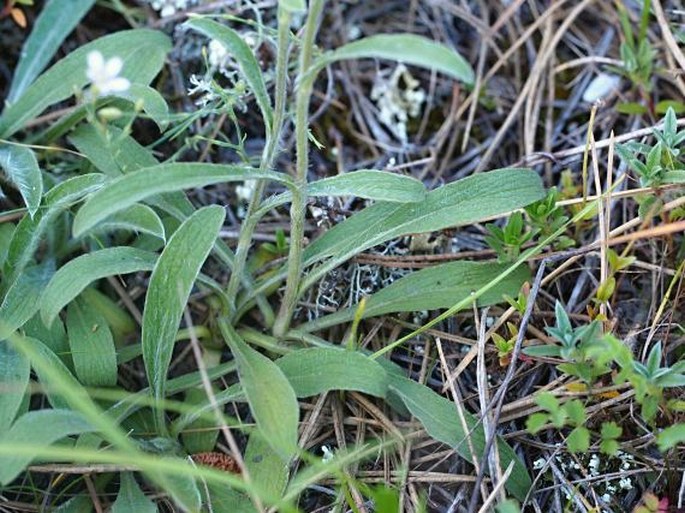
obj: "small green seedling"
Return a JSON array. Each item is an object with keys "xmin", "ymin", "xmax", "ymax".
[
  {"xmin": 485, "ymin": 211, "xmax": 534, "ymax": 262},
  {"xmin": 524, "ymin": 301, "xmax": 609, "ymax": 384}
]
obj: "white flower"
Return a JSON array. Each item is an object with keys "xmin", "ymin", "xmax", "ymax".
[
  {"xmin": 208, "ymin": 39, "xmax": 228, "ymax": 68},
  {"xmin": 321, "ymin": 445, "xmax": 334, "ymax": 463},
  {"xmin": 86, "ymin": 51, "xmax": 130, "ymax": 96},
  {"xmin": 236, "ymin": 180, "xmax": 256, "ymax": 202},
  {"xmin": 582, "ymin": 73, "xmax": 620, "ymax": 103}
]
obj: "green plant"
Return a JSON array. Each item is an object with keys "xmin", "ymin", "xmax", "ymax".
[
  {"xmin": 614, "ymin": 0, "xmax": 654, "ymax": 93},
  {"xmin": 524, "ymin": 188, "xmax": 575, "ymax": 249},
  {"xmin": 526, "ymin": 392, "xmax": 590, "ymax": 453},
  {"xmin": 0, "ymin": 0, "xmax": 549, "ymax": 509},
  {"xmin": 485, "ymin": 211, "xmax": 535, "ymax": 262},
  {"xmin": 524, "ymin": 301, "xmax": 609, "ymax": 383},
  {"xmin": 615, "ymin": 108, "xmax": 685, "ymax": 211}
]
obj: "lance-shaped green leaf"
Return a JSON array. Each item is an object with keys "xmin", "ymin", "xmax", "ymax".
[
  {"xmin": 306, "ymin": 34, "xmax": 474, "ymax": 89},
  {"xmin": 303, "ymin": 261, "xmax": 530, "ymax": 331},
  {"xmin": 73, "ymin": 163, "xmax": 290, "ymax": 237},
  {"xmin": 0, "ymin": 264, "xmax": 53, "ymax": 339},
  {"xmin": 0, "ymin": 143, "xmax": 43, "ymax": 218},
  {"xmin": 142, "ymin": 206, "xmax": 225, "ymax": 425},
  {"xmin": 0, "ymin": 29, "xmax": 170, "ymax": 138},
  {"xmin": 66, "ymin": 299, "xmax": 118, "ymax": 387},
  {"xmin": 84, "ymin": 204, "xmax": 166, "ymax": 241},
  {"xmin": 6, "ymin": 0, "xmax": 96, "ymax": 103},
  {"xmin": 388, "ymin": 376, "xmax": 531, "ymax": 501},
  {"xmin": 112, "ymin": 472, "xmax": 158, "ymax": 513},
  {"xmin": 300, "ymin": 168, "xmax": 543, "ymax": 290},
  {"xmin": 0, "ymin": 342, "xmax": 30, "ymax": 432},
  {"xmin": 276, "ymin": 347, "xmax": 389, "ymax": 398},
  {"xmin": 257, "ymin": 170, "xmax": 426, "ymax": 213},
  {"xmin": 115, "ymin": 83, "xmax": 170, "ymax": 131},
  {"xmin": 2, "ymin": 174, "xmax": 106, "ymax": 293},
  {"xmin": 220, "ymin": 321, "xmax": 299, "ymax": 460},
  {"xmin": 40, "ymin": 248, "xmax": 157, "ymax": 327},
  {"xmin": 185, "ymin": 17, "xmax": 273, "ymax": 132},
  {"xmin": 0, "ymin": 409, "xmax": 96, "ymax": 485}
]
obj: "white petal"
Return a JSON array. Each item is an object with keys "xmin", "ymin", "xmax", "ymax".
[
  {"xmin": 101, "ymin": 77, "xmax": 130, "ymax": 95},
  {"xmin": 86, "ymin": 51, "xmax": 104, "ymax": 81},
  {"xmin": 583, "ymin": 73, "xmax": 621, "ymax": 103},
  {"xmin": 104, "ymin": 56, "xmax": 123, "ymax": 78}
]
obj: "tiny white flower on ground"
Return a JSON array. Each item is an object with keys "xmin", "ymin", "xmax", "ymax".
[
  {"xmin": 321, "ymin": 445, "xmax": 334, "ymax": 463},
  {"xmin": 582, "ymin": 73, "xmax": 620, "ymax": 103},
  {"xmin": 86, "ymin": 51, "xmax": 130, "ymax": 97}
]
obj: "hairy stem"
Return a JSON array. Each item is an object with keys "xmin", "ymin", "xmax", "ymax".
[
  {"xmin": 273, "ymin": 0, "xmax": 325, "ymax": 338},
  {"xmin": 225, "ymin": 7, "xmax": 293, "ymax": 324}
]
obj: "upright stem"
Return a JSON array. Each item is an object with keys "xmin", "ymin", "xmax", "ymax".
[
  {"xmin": 273, "ymin": 0, "xmax": 325, "ymax": 338},
  {"xmin": 225, "ymin": 7, "xmax": 293, "ymax": 324}
]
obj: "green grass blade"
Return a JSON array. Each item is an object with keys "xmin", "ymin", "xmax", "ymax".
[
  {"xmin": 303, "ymin": 261, "xmax": 530, "ymax": 331},
  {"xmin": 0, "ymin": 29, "xmax": 171, "ymax": 138},
  {"xmin": 66, "ymin": 298, "xmax": 118, "ymax": 387},
  {"xmin": 112, "ymin": 472, "xmax": 158, "ymax": 513},
  {"xmin": 276, "ymin": 347, "xmax": 389, "ymax": 398},
  {"xmin": 0, "ymin": 143, "xmax": 43, "ymax": 218},
  {"xmin": 40, "ymin": 247, "xmax": 157, "ymax": 327},
  {"xmin": 388, "ymin": 376, "xmax": 531, "ymax": 501},
  {"xmin": 220, "ymin": 320, "xmax": 299, "ymax": 460},
  {"xmin": 310, "ymin": 34, "xmax": 474, "ymax": 87},
  {"xmin": 142, "ymin": 205, "xmax": 225, "ymax": 430},
  {"xmin": 72, "ymin": 163, "xmax": 291, "ymax": 238},
  {"xmin": 0, "ymin": 409, "xmax": 97, "ymax": 485},
  {"xmin": 0, "ymin": 341, "xmax": 30, "ymax": 432},
  {"xmin": 6, "ymin": 0, "xmax": 96, "ymax": 103},
  {"xmin": 185, "ymin": 17, "xmax": 273, "ymax": 133}
]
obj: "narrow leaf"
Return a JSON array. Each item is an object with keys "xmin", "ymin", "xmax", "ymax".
[
  {"xmin": 307, "ymin": 170, "xmax": 425, "ymax": 203},
  {"xmin": 311, "ymin": 34, "xmax": 474, "ymax": 87},
  {"xmin": 304, "ymin": 261, "xmax": 529, "ymax": 331},
  {"xmin": 6, "ymin": 0, "xmax": 96, "ymax": 103},
  {"xmin": 41, "ymin": 247, "xmax": 157, "ymax": 327},
  {"xmin": 112, "ymin": 472, "xmax": 158, "ymax": 513},
  {"xmin": 299, "ymin": 168, "xmax": 544, "ymax": 290},
  {"xmin": 388, "ymin": 376, "xmax": 531, "ymax": 500},
  {"xmin": 0, "ymin": 342, "xmax": 30, "ymax": 432},
  {"xmin": 3, "ymin": 173, "xmax": 106, "ymax": 292},
  {"xmin": 0, "ymin": 263, "xmax": 53, "ymax": 339},
  {"xmin": 85, "ymin": 204, "xmax": 166, "ymax": 240},
  {"xmin": 66, "ymin": 298, "xmax": 118, "ymax": 387},
  {"xmin": 115, "ymin": 84, "xmax": 169, "ymax": 131},
  {"xmin": 0, "ymin": 409, "xmax": 96, "ymax": 485},
  {"xmin": 220, "ymin": 321, "xmax": 299, "ymax": 460},
  {"xmin": 72, "ymin": 163, "xmax": 290, "ymax": 237},
  {"xmin": 142, "ymin": 206, "xmax": 225, "ymax": 418},
  {"xmin": 185, "ymin": 17, "xmax": 273, "ymax": 132},
  {"xmin": 276, "ymin": 347, "xmax": 389, "ymax": 398},
  {"xmin": 0, "ymin": 29, "xmax": 171, "ymax": 138},
  {"xmin": 0, "ymin": 143, "xmax": 43, "ymax": 217},
  {"xmin": 245, "ymin": 433, "xmax": 289, "ymax": 505}
]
